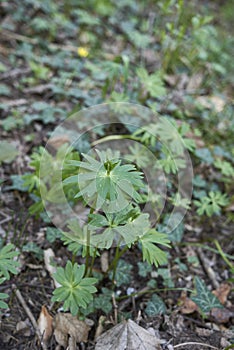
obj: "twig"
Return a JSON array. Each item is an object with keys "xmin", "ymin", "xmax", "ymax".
[
  {"xmin": 0, "ymin": 99, "xmax": 28, "ymax": 108},
  {"xmin": 24, "ymin": 84, "xmax": 53, "ymax": 94},
  {"xmin": 112, "ymin": 292, "xmax": 118, "ymax": 325},
  {"xmin": 118, "ymin": 287, "xmax": 150, "ymax": 311},
  {"xmin": 0, "ymin": 67, "xmax": 31, "ymax": 80},
  {"xmin": 197, "ymin": 248, "xmax": 219, "ymax": 289},
  {"xmin": 174, "ymin": 342, "xmax": 219, "ymax": 349},
  {"xmin": 1, "ymin": 28, "xmax": 78, "ymax": 52},
  {"xmin": 12, "ymin": 284, "xmax": 48, "ymax": 350}
]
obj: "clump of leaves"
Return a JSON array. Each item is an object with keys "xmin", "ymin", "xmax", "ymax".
[
  {"xmin": 21, "ymin": 144, "xmax": 80, "ymax": 216},
  {"xmin": 0, "ymin": 244, "xmax": 19, "ymax": 310},
  {"xmin": 50, "ymin": 148, "xmax": 171, "ymax": 316},
  {"xmin": 52, "ymin": 262, "xmax": 97, "ymax": 316},
  {"xmin": 194, "ymin": 191, "xmax": 229, "ymax": 217}
]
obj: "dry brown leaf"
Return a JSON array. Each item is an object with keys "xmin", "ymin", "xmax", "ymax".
[
  {"xmin": 54, "ymin": 313, "xmax": 91, "ymax": 348},
  {"xmin": 47, "ymin": 135, "xmax": 70, "ymax": 151},
  {"xmin": 196, "ymin": 95, "xmax": 225, "ymax": 112},
  {"xmin": 195, "ymin": 327, "xmax": 213, "ymax": 337},
  {"xmin": 44, "ymin": 248, "xmax": 60, "ymax": 288},
  {"xmin": 164, "ymin": 74, "xmax": 178, "ymax": 87},
  {"xmin": 211, "ymin": 307, "xmax": 234, "ymax": 324},
  {"xmin": 186, "ymin": 73, "xmax": 203, "ymax": 91},
  {"xmin": 15, "ymin": 319, "xmax": 31, "ymax": 337},
  {"xmin": 212, "ymin": 283, "xmax": 231, "ymax": 305},
  {"xmin": 179, "ymin": 291, "xmax": 199, "ymax": 314},
  {"xmin": 37, "ymin": 305, "xmax": 53, "ymax": 344},
  {"xmin": 95, "ymin": 319, "xmax": 162, "ymax": 350},
  {"xmin": 100, "ymin": 251, "xmax": 109, "ymax": 273},
  {"xmin": 94, "ymin": 316, "xmax": 106, "ymax": 341}
]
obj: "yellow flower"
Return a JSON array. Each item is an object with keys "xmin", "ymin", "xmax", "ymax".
[{"xmin": 77, "ymin": 47, "xmax": 89, "ymax": 57}]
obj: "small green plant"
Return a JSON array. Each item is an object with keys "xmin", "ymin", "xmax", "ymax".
[
  {"xmin": 22, "ymin": 144, "xmax": 80, "ymax": 216},
  {"xmin": 52, "ymin": 262, "xmax": 97, "ymax": 316},
  {"xmin": 0, "ymin": 244, "xmax": 19, "ymax": 311},
  {"xmin": 51, "ymin": 148, "xmax": 171, "ymax": 316},
  {"xmin": 194, "ymin": 191, "xmax": 229, "ymax": 217}
]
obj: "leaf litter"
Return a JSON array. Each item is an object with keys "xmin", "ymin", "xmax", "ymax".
[{"xmin": 95, "ymin": 319, "xmax": 162, "ymax": 350}]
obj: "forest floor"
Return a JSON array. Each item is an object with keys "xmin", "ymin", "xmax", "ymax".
[{"xmin": 0, "ymin": 1, "xmax": 233, "ymax": 349}]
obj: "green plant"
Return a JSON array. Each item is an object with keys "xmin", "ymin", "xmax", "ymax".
[
  {"xmin": 22, "ymin": 144, "xmax": 80, "ymax": 216},
  {"xmin": 194, "ymin": 191, "xmax": 229, "ymax": 217},
  {"xmin": 136, "ymin": 68, "xmax": 166, "ymax": 101},
  {"xmin": 50, "ymin": 148, "xmax": 171, "ymax": 316},
  {"xmin": 52, "ymin": 262, "xmax": 97, "ymax": 316},
  {"xmin": 0, "ymin": 244, "xmax": 19, "ymax": 310}
]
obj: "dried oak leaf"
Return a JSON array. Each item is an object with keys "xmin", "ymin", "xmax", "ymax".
[
  {"xmin": 179, "ymin": 291, "xmax": 198, "ymax": 314},
  {"xmin": 211, "ymin": 307, "xmax": 234, "ymax": 324},
  {"xmin": 37, "ymin": 305, "xmax": 53, "ymax": 344},
  {"xmin": 54, "ymin": 313, "xmax": 91, "ymax": 348},
  {"xmin": 95, "ymin": 319, "xmax": 162, "ymax": 350},
  {"xmin": 212, "ymin": 283, "xmax": 231, "ymax": 305}
]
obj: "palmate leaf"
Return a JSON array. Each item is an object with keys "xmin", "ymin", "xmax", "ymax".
[
  {"xmin": 61, "ymin": 221, "xmax": 98, "ymax": 257},
  {"xmin": 0, "ymin": 244, "xmax": 20, "ymax": 279},
  {"xmin": 194, "ymin": 191, "xmax": 229, "ymax": 217},
  {"xmin": 136, "ymin": 68, "xmax": 166, "ymax": 98},
  {"xmin": 139, "ymin": 230, "xmax": 170, "ymax": 267},
  {"xmin": 0, "ymin": 277, "xmax": 9, "ymax": 310},
  {"xmin": 191, "ymin": 277, "xmax": 223, "ymax": 314},
  {"xmin": 52, "ymin": 261, "xmax": 97, "ymax": 316},
  {"xmin": 64, "ymin": 149, "xmax": 145, "ymax": 211},
  {"xmin": 89, "ymin": 211, "xmax": 150, "ymax": 249}
]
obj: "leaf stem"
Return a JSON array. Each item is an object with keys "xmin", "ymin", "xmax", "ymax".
[
  {"xmin": 85, "ymin": 229, "xmax": 90, "ymax": 276},
  {"xmin": 88, "ymin": 246, "xmax": 98, "ymax": 277},
  {"xmin": 85, "ymin": 207, "xmax": 95, "ymax": 276},
  {"xmin": 214, "ymin": 239, "xmax": 234, "ymax": 271},
  {"xmin": 107, "ymin": 244, "xmax": 129, "ymax": 286},
  {"xmin": 91, "ymin": 134, "xmax": 141, "ymax": 147},
  {"xmin": 116, "ymin": 286, "xmax": 194, "ymax": 301}
]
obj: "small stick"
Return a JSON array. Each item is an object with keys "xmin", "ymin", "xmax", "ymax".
[
  {"xmin": 197, "ymin": 248, "xmax": 219, "ymax": 289},
  {"xmin": 112, "ymin": 293, "xmax": 118, "ymax": 325},
  {"xmin": 174, "ymin": 341, "xmax": 219, "ymax": 349},
  {"xmin": 119, "ymin": 287, "xmax": 150, "ymax": 311},
  {"xmin": 12, "ymin": 284, "xmax": 48, "ymax": 350}
]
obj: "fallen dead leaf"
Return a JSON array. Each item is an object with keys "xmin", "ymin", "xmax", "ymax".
[
  {"xmin": 186, "ymin": 73, "xmax": 203, "ymax": 91},
  {"xmin": 94, "ymin": 315, "xmax": 106, "ymax": 341},
  {"xmin": 54, "ymin": 313, "xmax": 92, "ymax": 349},
  {"xmin": 212, "ymin": 283, "xmax": 231, "ymax": 305},
  {"xmin": 47, "ymin": 135, "xmax": 70, "ymax": 151},
  {"xmin": 95, "ymin": 319, "xmax": 162, "ymax": 350},
  {"xmin": 196, "ymin": 95, "xmax": 226, "ymax": 113},
  {"xmin": 179, "ymin": 291, "xmax": 199, "ymax": 314},
  {"xmin": 15, "ymin": 319, "xmax": 31, "ymax": 337},
  {"xmin": 37, "ymin": 305, "xmax": 53, "ymax": 344},
  {"xmin": 164, "ymin": 74, "xmax": 178, "ymax": 87},
  {"xmin": 195, "ymin": 327, "xmax": 213, "ymax": 337},
  {"xmin": 211, "ymin": 307, "xmax": 234, "ymax": 324},
  {"xmin": 100, "ymin": 251, "xmax": 109, "ymax": 273},
  {"xmin": 220, "ymin": 337, "xmax": 232, "ymax": 348},
  {"xmin": 44, "ymin": 248, "xmax": 60, "ymax": 288}
]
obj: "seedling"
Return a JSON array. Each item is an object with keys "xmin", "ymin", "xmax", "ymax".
[{"xmin": 51, "ymin": 148, "xmax": 171, "ymax": 316}]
